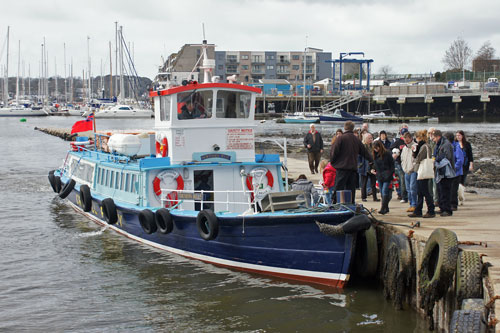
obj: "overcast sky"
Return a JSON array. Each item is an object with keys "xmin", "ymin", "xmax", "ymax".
[{"xmin": 1, "ymin": 0, "xmax": 499, "ymax": 80}]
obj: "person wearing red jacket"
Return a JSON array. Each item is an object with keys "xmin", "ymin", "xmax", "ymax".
[{"xmin": 320, "ymin": 160, "xmax": 337, "ymax": 205}]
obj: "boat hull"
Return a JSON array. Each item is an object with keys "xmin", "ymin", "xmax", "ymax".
[
  {"xmin": 65, "ymin": 186, "xmax": 356, "ymax": 288},
  {"xmin": 283, "ymin": 118, "xmax": 319, "ymax": 124}
]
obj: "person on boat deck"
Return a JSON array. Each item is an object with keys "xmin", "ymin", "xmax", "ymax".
[
  {"xmin": 291, "ymin": 174, "xmax": 319, "ymax": 207},
  {"xmin": 303, "ymin": 124, "xmax": 324, "ymax": 174}
]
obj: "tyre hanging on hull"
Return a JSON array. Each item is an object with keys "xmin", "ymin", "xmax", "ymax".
[
  {"xmin": 101, "ymin": 198, "xmax": 118, "ymax": 225},
  {"xmin": 155, "ymin": 208, "xmax": 173, "ymax": 234},
  {"xmin": 79, "ymin": 185, "xmax": 92, "ymax": 212},
  {"xmin": 48, "ymin": 170, "xmax": 61, "ymax": 193},
  {"xmin": 354, "ymin": 225, "xmax": 378, "ymax": 278},
  {"xmin": 59, "ymin": 179, "xmax": 75, "ymax": 199},
  {"xmin": 139, "ymin": 209, "xmax": 157, "ymax": 234},
  {"xmin": 196, "ymin": 210, "xmax": 219, "ymax": 241}
]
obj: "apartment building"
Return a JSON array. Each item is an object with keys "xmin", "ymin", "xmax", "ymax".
[{"xmin": 159, "ymin": 44, "xmax": 332, "ymax": 84}]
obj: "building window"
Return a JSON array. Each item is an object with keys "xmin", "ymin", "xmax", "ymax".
[
  {"xmin": 266, "ymin": 55, "xmax": 275, "ymax": 60},
  {"xmin": 279, "ymin": 55, "xmax": 288, "ymax": 63},
  {"xmin": 218, "ymin": 65, "xmax": 224, "ymax": 70},
  {"xmin": 292, "ymin": 65, "xmax": 300, "ymax": 70},
  {"xmin": 227, "ymin": 55, "xmax": 238, "ymax": 63},
  {"xmin": 292, "ymin": 55, "xmax": 300, "ymax": 60},
  {"xmin": 241, "ymin": 65, "xmax": 249, "ymax": 70},
  {"xmin": 252, "ymin": 55, "xmax": 263, "ymax": 63},
  {"xmin": 226, "ymin": 64, "xmax": 238, "ymax": 73},
  {"xmin": 277, "ymin": 65, "xmax": 288, "ymax": 73},
  {"xmin": 266, "ymin": 65, "xmax": 274, "ymax": 70},
  {"xmin": 241, "ymin": 55, "xmax": 249, "ymax": 60}
]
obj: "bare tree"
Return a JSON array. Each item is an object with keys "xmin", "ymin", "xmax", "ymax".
[
  {"xmin": 442, "ymin": 36, "xmax": 473, "ymax": 71},
  {"xmin": 379, "ymin": 65, "xmax": 393, "ymax": 78},
  {"xmin": 475, "ymin": 41, "xmax": 495, "ymax": 60}
]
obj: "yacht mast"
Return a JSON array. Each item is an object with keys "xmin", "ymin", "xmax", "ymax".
[
  {"xmin": 3, "ymin": 26, "xmax": 9, "ymax": 106},
  {"xmin": 16, "ymin": 40, "xmax": 20, "ymax": 105}
]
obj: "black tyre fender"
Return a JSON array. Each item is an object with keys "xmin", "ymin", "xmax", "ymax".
[
  {"xmin": 48, "ymin": 170, "xmax": 57, "ymax": 192},
  {"xmin": 54, "ymin": 176, "xmax": 62, "ymax": 193},
  {"xmin": 388, "ymin": 233, "xmax": 413, "ymax": 274},
  {"xmin": 418, "ymin": 228, "xmax": 458, "ymax": 307},
  {"xmin": 155, "ymin": 208, "xmax": 173, "ymax": 234},
  {"xmin": 196, "ymin": 210, "xmax": 219, "ymax": 241},
  {"xmin": 456, "ymin": 251, "xmax": 483, "ymax": 303},
  {"xmin": 449, "ymin": 309, "xmax": 486, "ymax": 333},
  {"xmin": 139, "ymin": 209, "xmax": 157, "ymax": 234},
  {"xmin": 101, "ymin": 198, "xmax": 118, "ymax": 225},
  {"xmin": 59, "ymin": 179, "xmax": 76, "ymax": 199},
  {"xmin": 354, "ymin": 225, "xmax": 378, "ymax": 277},
  {"xmin": 79, "ymin": 185, "xmax": 92, "ymax": 212}
]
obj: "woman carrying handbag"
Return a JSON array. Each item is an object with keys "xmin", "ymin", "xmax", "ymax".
[{"xmin": 409, "ymin": 130, "xmax": 436, "ymax": 218}]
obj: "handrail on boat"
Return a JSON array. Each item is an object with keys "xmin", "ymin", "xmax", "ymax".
[{"xmin": 159, "ymin": 188, "xmax": 258, "ymax": 213}]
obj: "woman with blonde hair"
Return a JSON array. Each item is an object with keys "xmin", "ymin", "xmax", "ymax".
[{"xmin": 409, "ymin": 130, "xmax": 435, "ymax": 218}]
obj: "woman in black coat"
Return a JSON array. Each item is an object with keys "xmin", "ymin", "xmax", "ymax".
[{"xmin": 371, "ymin": 140, "xmax": 395, "ymax": 214}]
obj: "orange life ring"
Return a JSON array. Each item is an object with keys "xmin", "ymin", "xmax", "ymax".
[
  {"xmin": 245, "ymin": 168, "xmax": 274, "ymax": 201},
  {"xmin": 155, "ymin": 137, "xmax": 168, "ymax": 158},
  {"xmin": 153, "ymin": 171, "xmax": 184, "ymax": 208}
]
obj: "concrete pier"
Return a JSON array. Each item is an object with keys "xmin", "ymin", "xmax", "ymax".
[{"xmin": 285, "ymin": 156, "xmax": 500, "ymax": 332}]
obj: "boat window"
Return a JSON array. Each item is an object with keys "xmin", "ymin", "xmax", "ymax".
[
  {"xmin": 215, "ymin": 90, "xmax": 251, "ymax": 119},
  {"xmin": 110, "ymin": 171, "xmax": 115, "ymax": 188},
  {"xmin": 125, "ymin": 173, "xmax": 130, "ymax": 192},
  {"xmin": 105, "ymin": 170, "xmax": 109, "ymax": 187},
  {"xmin": 130, "ymin": 174, "xmax": 137, "ymax": 193},
  {"xmin": 115, "ymin": 172, "xmax": 120, "ymax": 189},
  {"xmin": 118, "ymin": 106, "xmax": 132, "ymax": 110},
  {"xmin": 159, "ymin": 95, "xmax": 171, "ymax": 121},
  {"xmin": 120, "ymin": 173, "xmax": 125, "ymax": 191},
  {"xmin": 177, "ymin": 90, "xmax": 213, "ymax": 120},
  {"xmin": 97, "ymin": 168, "xmax": 102, "ymax": 184},
  {"xmin": 67, "ymin": 158, "xmax": 95, "ymax": 184}
]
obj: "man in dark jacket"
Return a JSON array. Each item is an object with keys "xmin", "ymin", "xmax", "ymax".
[
  {"xmin": 433, "ymin": 130, "xmax": 455, "ymax": 216},
  {"xmin": 330, "ymin": 121, "xmax": 373, "ymax": 203},
  {"xmin": 303, "ymin": 124, "xmax": 324, "ymax": 174}
]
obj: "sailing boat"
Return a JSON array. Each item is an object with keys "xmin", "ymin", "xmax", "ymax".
[
  {"xmin": 0, "ymin": 31, "xmax": 47, "ymax": 117},
  {"xmin": 283, "ymin": 46, "xmax": 319, "ymax": 123}
]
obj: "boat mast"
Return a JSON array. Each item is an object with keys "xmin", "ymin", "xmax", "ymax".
[
  {"xmin": 87, "ymin": 36, "xmax": 91, "ymax": 103},
  {"xmin": 109, "ymin": 41, "xmax": 113, "ymax": 99},
  {"xmin": 64, "ymin": 42, "xmax": 67, "ymax": 103},
  {"xmin": 119, "ymin": 26, "xmax": 124, "ymax": 103},
  {"xmin": 54, "ymin": 57, "xmax": 58, "ymax": 102},
  {"xmin": 3, "ymin": 26, "xmax": 9, "ymax": 106},
  {"xmin": 16, "ymin": 40, "xmax": 20, "ymax": 106},
  {"xmin": 303, "ymin": 36, "xmax": 307, "ymax": 113}
]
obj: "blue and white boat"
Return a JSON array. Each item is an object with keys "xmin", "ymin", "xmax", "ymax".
[
  {"xmin": 283, "ymin": 112, "xmax": 320, "ymax": 123},
  {"xmin": 47, "ymin": 43, "xmax": 370, "ymax": 288},
  {"xmin": 318, "ymin": 109, "xmax": 363, "ymax": 123}
]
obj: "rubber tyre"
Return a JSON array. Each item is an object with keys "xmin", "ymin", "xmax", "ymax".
[
  {"xmin": 155, "ymin": 208, "xmax": 173, "ymax": 234},
  {"xmin": 196, "ymin": 210, "xmax": 219, "ymax": 241},
  {"xmin": 449, "ymin": 310, "xmax": 486, "ymax": 333},
  {"xmin": 139, "ymin": 209, "xmax": 157, "ymax": 234},
  {"xmin": 388, "ymin": 233, "xmax": 413, "ymax": 274},
  {"xmin": 355, "ymin": 225, "xmax": 378, "ymax": 277},
  {"xmin": 79, "ymin": 185, "xmax": 92, "ymax": 212},
  {"xmin": 48, "ymin": 170, "xmax": 57, "ymax": 192},
  {"xmin": 54, "ymin": 176, "xmax": 62, "ymax": 193},
  {"xmin": 418, "ymin": 228, "xmax": 458, "ymax": 299},
  {"xmin": 456, "ymin": 251, "xmax": 483, "ymax": 302},
  {"xmin": 101, "ymin": 198, "xmax": 118, "ymax": 225},
  {"xmin": 59, "ymin": 179, "xmax": 76, "ymax": 199}
]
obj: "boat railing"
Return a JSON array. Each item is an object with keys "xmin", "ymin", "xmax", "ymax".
[{"xmin": 160, "ymin": 188, "xmax": 258, "ymax": 213}]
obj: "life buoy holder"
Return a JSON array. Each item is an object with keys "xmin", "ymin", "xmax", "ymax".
[
  {"xmin": 155, "ymin": 137, "xmax": 168, "ymax": 158},
  {"xmin": 245, "ymin": 167, "xmax": 274, "ymax": 201},
  {"xmin": 153, "ymin": 170, "xmax": 184, "ymax": 208}
]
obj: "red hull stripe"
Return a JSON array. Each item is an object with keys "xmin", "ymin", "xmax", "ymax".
[
  {"xmin": 149, "ymin": 83, "xmax": 262, "ymax": 97},
  {"xmin": 69, "ymin": 201, "xmax": 348, "ymax": 288}
]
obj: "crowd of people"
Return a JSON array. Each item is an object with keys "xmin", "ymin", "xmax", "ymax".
[{"xmin": 295, "ymin": 121, "xmax": 474, "ymax": 218}]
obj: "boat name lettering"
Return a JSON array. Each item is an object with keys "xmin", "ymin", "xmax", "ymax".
[
  {"xmin": 200, "ymin": 153, "xmax": 232, "ymax": 161},
  {"xmin": 177, "ymin": 192, "xmax": 203, "ymax": 200}
]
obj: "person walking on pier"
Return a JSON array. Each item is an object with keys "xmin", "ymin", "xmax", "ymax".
[
  {"xmin": 303, "ymin": 124, "xmax": 324, "ymax": 174},
  {"xmin": 427, "ymin": 128, "xmax": 439, "ymax": 206},
  {"xmin": 409, "ymin": 130, "xmax": 435, "ymax": 218},
  {"xmin": 448, "ymin": 133, "xmax": 464, "ymax": 211},
  {"xmin": 359, "ymin": 132, "xmax": 379, "ymax": 202},
  {"xmin": 330, "ymin": 121, "xmax": 373, "ymax": 204},
  {"xmin": 433, "ymin": 130, "xmax": 456, "ymax": 217},
  {"xmin": 390, "ymin": 124, "xmax": 409, "ymax": 203},
  {"xmin": 401, "ymin": 131, "xmax": 418, "ymax": 212},
  {"xmin": 456, "ymin": 130, "xmax": 474, "ymax": 186},
  {"xmin": 371, "ymin": 140, "xmax": 395, "ymax": 214}
]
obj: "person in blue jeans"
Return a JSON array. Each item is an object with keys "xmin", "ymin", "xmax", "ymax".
[
  {"xmin": 401, "ymin": 132, "xmax": 418, "ymax": 212},
  {"xmin": 371, "ymin": 140, "xmax": 395, "ymax": 214}
]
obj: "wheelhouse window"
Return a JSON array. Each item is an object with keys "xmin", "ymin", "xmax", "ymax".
[
  {"xmin": 215, "ymin": 90, "xmax": 251, "ymax": 119},
  {"xmin": 177, "ymin": 90, "xmax": 213, "ymax": 120},
  {"xmin": 159, "ymin": 95, "xmax": 171, "ymax": 121}
]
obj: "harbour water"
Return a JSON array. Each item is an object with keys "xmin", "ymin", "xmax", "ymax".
[{"xmin": 6, "ymin": 116, "xmax": 495, "ymax": 332}]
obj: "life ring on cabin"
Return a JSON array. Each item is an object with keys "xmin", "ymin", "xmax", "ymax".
[
  {"xmin": 155, "ymin": 137, "xmax": 168, "ymax": 158},
  {"xmin": 59, "ymin": 179, "xmax": 76, "ymax": 199},
  {"xmin": 139, "ymin": 209, "xmax": 157, "ymax": 234},
  {"xmin": 418, "ymin": 228, "xmax": 458, "ymax": 313},
  {"xmin": 101, "ymin": 198, "xmax": 118, "ymax": 225},
  {"xmin": 79, "ymin": 184, "xmax": 92, "ymax": 212},
  {"xmin": 245, "ymin": 167, "xmax": 274, "ymax": 201},
  {"xmin": 153, "ymin": 170, "xmax": 184, "ymax": 208},
  {"xmin": 196, "ymin": 209, "xmax": 219, "ymax": 241},
  {"xmin": 155, "ymin": 208, "xmax": 173, "ymax": 234}
]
